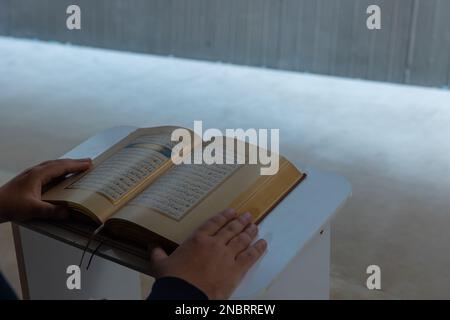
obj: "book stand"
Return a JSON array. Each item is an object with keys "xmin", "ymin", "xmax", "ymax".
[{"xmin": 13, "ymin": 126, "xmax": 351, "ymax": 299}]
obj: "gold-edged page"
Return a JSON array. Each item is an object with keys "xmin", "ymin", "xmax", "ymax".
[
  {"xmin": 108, "ymin": 162, "xmax": 261, "ymax": 245},
  {"xmin": 42, "ymin": 126, "xmax": 191, "ymax": 224},
  {"xmin": 228, "ymin": 158, "xmax": 304, "ymax": 223},
  {"xmin": 108, "ymin": 137, "xmax": 304, "ymax": 245}
]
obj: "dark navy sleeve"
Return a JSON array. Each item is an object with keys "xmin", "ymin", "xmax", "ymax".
[
  {"xmin": 0, "ymin": 272, "xmax": 17, "ymax": 300},
  {"xmin": 147, "ymin": 276, "xmax": 208, "ymax": 300}
]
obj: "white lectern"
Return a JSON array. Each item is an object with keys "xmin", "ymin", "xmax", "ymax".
[{"xmin": 13, "ymin": 127, "xmax": 351, "ymax": 300}]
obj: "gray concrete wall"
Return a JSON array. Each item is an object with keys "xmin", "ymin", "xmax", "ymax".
[{"xmin": 0, "ymin": 0, "xmax": 449, "ymax": 88}]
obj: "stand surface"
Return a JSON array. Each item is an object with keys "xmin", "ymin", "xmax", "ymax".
[{"xmin": 17, "ymin": 126, "xmax": 351, "ymax": 299}]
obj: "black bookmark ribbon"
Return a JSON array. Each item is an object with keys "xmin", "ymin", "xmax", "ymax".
[{"xmin": 79, "ymin": 224, "xmax": 105, "ymax": 269}]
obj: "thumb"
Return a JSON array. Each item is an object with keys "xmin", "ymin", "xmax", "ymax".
[
  {"xmin": 149, "ymin": 246, "xmax": 168, "ymax": 264},
  {"xmin": 148, "ymin": 246, "xmax": 169, "ymax": 277},
  {"xmin": 32, "ymin": 201, "xmax": 70, "ymax": 220}
]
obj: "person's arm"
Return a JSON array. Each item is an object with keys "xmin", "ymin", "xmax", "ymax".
[
  {"xmin": 0, "ymin": 159, "xmax": 92, "ymax": 300},
  {"xmin": 147, "ymin": 208, "xmax": 267, "ymax": 300},
  {"xmin": 0, "ymin": 273, "xmax": 17, "ymax": 300},
  {"xmin": 148, "ymin": 277, "xmax": 208, "ymax": 300}
]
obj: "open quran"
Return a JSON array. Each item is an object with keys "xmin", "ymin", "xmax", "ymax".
[{"xmin": 43, "ymin": 126, "xmax": 306, "ymax": 252}]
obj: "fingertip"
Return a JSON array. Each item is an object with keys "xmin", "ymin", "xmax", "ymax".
[
  {"xmin": 78, "ymin": 158, "xmax": 92, "ymax": 167},
  {"xmin": 223, "ymin": 208, "xmax": 237, "ymax": 219},
  {"xmin": 149, "ymin": 246, "xmax": 168, "ymax": 262},
  {"xmin": 241, "ymin": 212, "xmax": 252, "ymax": 223},
  {"xmin": 79, "ymin": 158, "xmax": 93, "ymax": 167},
  {"xmin": 147, "ymin": 244, "xmax": 160, "ymax": 254},
  {"xmin": 68, "ymin": 158, "xmax": 92, "ymax": 173},
  {"xmin": 256, "ymin": 239, "xmax": 268, "ymax": 252}
]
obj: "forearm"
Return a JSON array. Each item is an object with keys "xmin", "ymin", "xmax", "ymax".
[
  {"xmin": 147, "ymin": 277, "xmax": 208, "ymax": 300},
  {"xmin": 0, "ymin": 273, "xmax": 17, "ymax": 300},
  {"xmin": 0, "ymin": 187, "xmax": 9, "ymax": 223}
]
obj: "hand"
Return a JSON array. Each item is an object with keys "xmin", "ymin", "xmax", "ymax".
[
  {"xmin": 0, "ymin": 158, "xmax": 92, "ymax": 223},
  {"xmin": 149, "ymin": 208, "xmax": 267, "ymax": 299}
]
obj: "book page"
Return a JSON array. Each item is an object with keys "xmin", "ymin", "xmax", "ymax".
[
  {"xmin": 108, "ymin": 138, "xmax": 303, "ymax": 245},
  {"xmin": 130, "ymin": 163, "xmax": 240, "ymax": 220},
  {"xmin": 42, "ymin": 127, "xmax": 185, "ymax": 223},
  {"xmin": 67, "ymin": 133, "xmax": 178, "ymax": 203},
  {"xmin": 68, "ymin": 146, "xmax": 167, "ymax": 203}
]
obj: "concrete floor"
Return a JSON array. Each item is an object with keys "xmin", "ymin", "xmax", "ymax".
[{"xmin": 0, "ymin": 36, "xmax": 449, "ymax": 299}]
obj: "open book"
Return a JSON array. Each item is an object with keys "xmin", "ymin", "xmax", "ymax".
[{"xmin": 43, "ymin": 126, "xmax": 306, "ymax": 252}]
